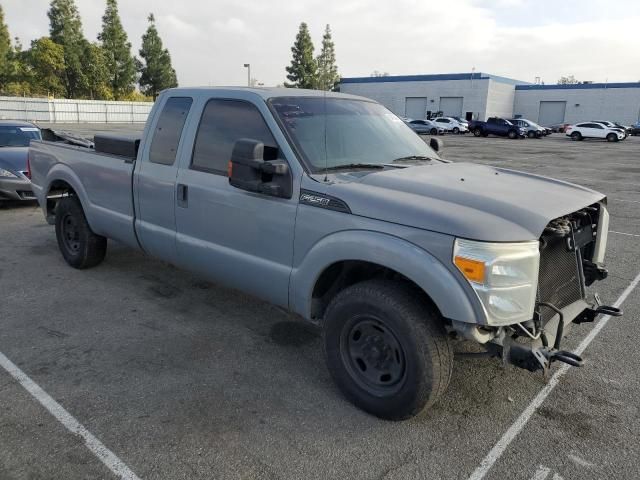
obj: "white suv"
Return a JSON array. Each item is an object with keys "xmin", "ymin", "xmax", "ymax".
[
  {"xmin": 565, "ymin": 122, "xmax": 625, "ymax": 142},
  {"xmin": 432, "ymin": 117, "xmax": 468, "ymax": 134}
]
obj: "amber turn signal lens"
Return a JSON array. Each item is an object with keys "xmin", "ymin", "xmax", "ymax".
[
  {"xmin": 227, "ymin": 161, "xmax": 233, "ymax": 177},
  {"xmin": 454, "ymin": 256, "xmax": 485, "ymax": 283}
]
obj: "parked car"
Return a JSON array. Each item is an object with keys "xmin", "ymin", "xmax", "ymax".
[
  {"xmin": 509, "ymin": 118, "xmax": 545, "ymax": 138},
  {"xmin": 631, "ymin": 121, "xmax": 640, "ymax": 136},
  {"xmin": 468, "ymin": 117, "xmax": 526, "ymax": 139},
  {"xmin": 592, "ymin": 120, "xmax": 627, "ymax": 139},
  {"xmin": 565, "ymin": 122, "xmax": 625, "ymax": 142},
  {"xmin": 30, "ymin": 87, "xmax": 619, "ymax": 420},
  {"xmin": 0, "ymin": 120, "xmax": 42, "ymax": 201},
  {"xmin": 432, "ymin": 117, "xmax": 468, "ymax": 134},
  {"xmin": 451, "ymin": 116, "xmax": 470, "ymax": 129},
  {"xmin": 405, "ymin": 119, "xmax": 444, "ymax": 135},
  {"xmin": 612, "ymin": 122, "xmax": 633, "ymax": 136},
  {"xmin": 549, "ymin": 123, "xmax": 570, "ymax": 133}
]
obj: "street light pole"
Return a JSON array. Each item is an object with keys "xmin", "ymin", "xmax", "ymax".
[{"xmin": 243, "ymin": 63, "xmax": 251, "ymax": 87}]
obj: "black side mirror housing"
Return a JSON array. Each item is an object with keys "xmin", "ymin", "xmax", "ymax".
[
  {"xmin": 228, "ymin": 138, "xmax": 292, "ymax": 199},
  {"xmin": 430, "ymin": 137, "xmax": 443, "ymax": 152}
]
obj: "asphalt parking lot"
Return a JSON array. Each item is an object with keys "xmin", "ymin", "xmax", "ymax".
[{"xmin": 1, "ymin": 128, "xmax": 639, "ymax": 480}]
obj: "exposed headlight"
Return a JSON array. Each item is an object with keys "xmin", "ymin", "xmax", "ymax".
[
  {"xmin": 0, "ymin": 168, "xmax": 18, "ymax": 178},
  {"xmin": 453, "ymin": 239, "xmax": 540, "ymax": 326}
]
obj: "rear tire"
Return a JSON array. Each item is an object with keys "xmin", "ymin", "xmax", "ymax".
[
  {"xmin": 571, "ymin": 131, "xmax": 582, "ymax": 141},
  {"xmin": 508, "ymin": 130, "xmax": 517, "ymax": 139},
  {"xmin": 430, "ymin": 128, "xmax": 437, "ymax": 135},
  {"xmin": 453, "ymin": 127, "xmax": 460, "ymax": 134},
  {"xmin": 55, "ymin": 196, "xmax": 107, "ymax": 269},
  {"xmin": 323, "ymin": 279, "xmax": 453, "ymax": 420},
  {"xmin": 473, "ymin": 128, "xmax": 482, "ymax": 137}
]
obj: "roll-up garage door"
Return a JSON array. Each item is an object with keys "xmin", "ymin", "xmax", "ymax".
[
  {"xmin": 538, "ymin": 101, "xmax": 566, "ymax": 126},
  {"xmin": 439, "ymin": 97, "xmax": 464, "ymax": 117},
  {"xmin": 405, "ymin": 97, "xmax": 427, "ymax": 119}
]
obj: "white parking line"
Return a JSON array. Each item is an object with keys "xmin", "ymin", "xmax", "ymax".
[
  {"xmin": 610, "ymin": 230, "xmax": 640, "ymax": 238},
  {"xmin": 530, "ymin": 465, "xmax": 551, "ymax": 480},
  {"xmin": 467, "ymin": 270, "xmax": 640, "ymax": 480},
  {"xmin": 0, "ymin": 351, "xmax": 141, "ymax": 480}
]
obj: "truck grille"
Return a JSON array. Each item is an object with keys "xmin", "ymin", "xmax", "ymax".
[{"xmin": 537, "ymin": 234, "xmax": 584, "ymax": 322}]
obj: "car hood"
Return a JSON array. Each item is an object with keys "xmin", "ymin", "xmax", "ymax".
[
  {"xmin": 306, "ymin": 162, "xmax": 605, "ymax": 242},
  {"xmin": 0, "ymin": 147, "xmax": 28, "ymax": 173}
]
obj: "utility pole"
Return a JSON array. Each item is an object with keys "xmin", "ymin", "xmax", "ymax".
[{"xmin": 243, "ymin": 63, "xmax": 251, "ymax": 87}]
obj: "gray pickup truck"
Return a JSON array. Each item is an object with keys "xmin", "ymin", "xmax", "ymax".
[{"xmin": 29, "ymin": 87, "xmax": 620, "ymax": 420}]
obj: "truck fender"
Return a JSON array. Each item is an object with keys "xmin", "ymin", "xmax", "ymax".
[
  {"xmin": 289, "ymin": 230, "xmax": 484, "ymax": 324},
  {"xmin": 45, "ymin": 163, "xmax": 96, "ymax": 230}
]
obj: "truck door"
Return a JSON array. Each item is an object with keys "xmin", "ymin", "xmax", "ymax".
[
  {"xmin": 134, "ymin": 96, "xmax": 193, "ymax": 264},
  {"xmin": 174, "ymin": 98, "xmax": 298, "ymax": 308}
]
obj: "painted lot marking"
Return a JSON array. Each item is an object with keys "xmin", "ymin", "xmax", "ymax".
[
  {"xmin": 610, "ymin": 230, "xmax": 640, "ymax": 238},
  {"xmin": 0, "ymin": 351, "xmax": 141, "ymax": 480},
  {"xmin": 467, "ymin": 270, "xmax": 640, "ymax": 480}
]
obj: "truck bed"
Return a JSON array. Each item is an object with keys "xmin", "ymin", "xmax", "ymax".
[{"xmin": 29, "ymin": 138, "xmax": 139, "ymax": 248}]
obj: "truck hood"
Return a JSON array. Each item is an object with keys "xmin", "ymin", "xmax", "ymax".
[
  {"xmin": 307, "ymin": 162, "xmax": 605, "ymax": 242},
  {"xmin": 0, "ymin": 147, "xmax": 28, "ymax": 174}
]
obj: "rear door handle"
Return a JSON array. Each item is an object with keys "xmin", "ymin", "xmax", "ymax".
[{"xmin": 177, "ymin": 183, "xmax": 188, "ymax": 208}]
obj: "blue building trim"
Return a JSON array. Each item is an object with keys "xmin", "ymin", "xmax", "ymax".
[
  {"xmin": 340, "ymin": 72, "xmax": 528, "ymax": 86},
  {"xmin": 516, "ymin": 82, "xmax": 640, "ymax": 90}
]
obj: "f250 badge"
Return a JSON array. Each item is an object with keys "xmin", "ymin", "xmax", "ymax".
[{"xmin": 300, "ymin": 193, "xmax": 331, "ymax": 206}]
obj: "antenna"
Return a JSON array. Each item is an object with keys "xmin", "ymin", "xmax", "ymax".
[{"xmin": 323, "ymin": 88, "xmax": 328, "ymax": 182}]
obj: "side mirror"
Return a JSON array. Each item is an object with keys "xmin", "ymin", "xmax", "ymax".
[
  {"xmin": 228, "ymin": 138, "xmax": 292, "ymax": 198},
  {"xmin": 430, "ymin": 137, "xmax": 443, "ymax": 152}
]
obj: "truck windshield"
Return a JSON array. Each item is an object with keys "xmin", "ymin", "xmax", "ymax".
[
  {"xmin": 0, "ymin": 125, "xmax": 41, "ymax": 147},
  {"xmin": 270, "ymin": 97, "xmax": 440, "ymax": 172}
]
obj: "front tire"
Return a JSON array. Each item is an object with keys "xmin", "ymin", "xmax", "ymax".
[
  {"xmin": 606, "ymin": 133, "xmax": 618, "ymax": 142},
  {"xmin": 430, "ymin": 128, "xmax": 437, "ymax": 135},
  {"xmin": 323, "ymin": 280, "xmax": 453, "ymax": 420},
  {"xmin": 571, "ymin": 131, "xmax": 582, "ymax": 141},
  {"xmin": 55, "ymin": 196, "xmax": 107, "ymax": 269},
  {"xmin": 508, "ymin": 130, "xmax": 517, "ymax": 139},
  {"xmin": 452, "ymin": 127, "xmax": 460, "ymax": 134},
  {"xmin": 473, "ymin": 128, "xmax": 483, "ymax": 137}
]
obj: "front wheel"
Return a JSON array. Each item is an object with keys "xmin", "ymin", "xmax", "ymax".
[
  {"xmin": 473, "ymin": 128, "xmax": 483, "ymax": 137},
  {"xmin": 508, "ymin": 130, "xmax": 517, "ymax": 139},
  {"xmin": 55, "ymin": 196, "xmax": 107, "ymax": 269},
  {"xmin": 606, "ymin": 133, "xmax": 618, "ymax": 142},
  {"xmin": 452, "ymin": 127, "xmax": 460, "ymax": 134},
  {"xmin": 323, "ymin": 280, "xmax": 453, "ymax": 420},
  {"xmin": 571, "ymin": 132, "xmax": 582, "ymax": 141},
  {"xmin": 430, "ymin": 128, "xmax": 437, "ymax": 135}
]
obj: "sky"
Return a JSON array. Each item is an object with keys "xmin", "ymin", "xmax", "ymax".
[{"xmin": 3, "ymin": 0, "xmax": 640, "ymax": 87}]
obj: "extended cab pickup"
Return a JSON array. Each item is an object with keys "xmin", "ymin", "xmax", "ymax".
[
  {"xmin": 29, "ymin": 87, "xmax": 620, "ymax": 420},
  {"xmin": 469, "ymin": 116, "xmax": 526, "ymax": 139}
]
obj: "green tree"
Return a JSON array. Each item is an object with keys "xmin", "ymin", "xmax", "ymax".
[
  {"xmin": 137, "ymin": 14, "xmax": 177, "ymax": 99},
  {"xmin": 315, "ymin": 24, "xmax": 339, "ymax": 91},
  {"xmin": 0, "ymin": 5, "xmax": 11, "ymax": 88},
  {"xmin": 98, "ymin": 0, "xmax": 136, "ymax": 99},
  {"xmin": 26, "ymin": 37, "xmax": 65, "ymax": 96},
  {"xmin": 83, "ymin": 42, "xmax": 111, "ymax": 99},
  {"xmin": 285, "ymin": 22, "xmax": 317, "ymax": 89},
  {"xmin": 48, "ymin": 0, "xmax": 88, "ymax": 97},
  {"xmin": 558, "ymin": 75, "xmax": 579, "ymax": 85}
]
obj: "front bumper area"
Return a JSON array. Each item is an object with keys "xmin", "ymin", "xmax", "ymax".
[{"xmin": 0, "ymin": 177, "xmax": 35, "ymax": 201}]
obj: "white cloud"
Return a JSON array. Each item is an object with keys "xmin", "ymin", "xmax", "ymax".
[{"xmin": 2, "ymin": 0, "xmax": 639, "ymax": 88}]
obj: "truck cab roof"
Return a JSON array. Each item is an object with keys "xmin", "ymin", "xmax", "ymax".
[{"xmin": 160, "ymin": 86, "xmax": 370, "ymax": 102}]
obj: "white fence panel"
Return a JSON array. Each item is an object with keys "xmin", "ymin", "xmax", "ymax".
[{"xmin": 0, "ymin": 95, "xmax": 153, "ymax": 123}]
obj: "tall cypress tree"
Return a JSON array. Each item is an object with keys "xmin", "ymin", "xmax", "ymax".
[
  {"xmin": 137, "ymin": 14, "xmax": 177, "ymax": 99},
  {"xmin": 0, "ymin": 5, "xmax": 12, "ymax": 89},
  {"xmin": 98, "ymin": 0, "xmax": 136, "ymax": 99},
  {"xmin": 316, "ymin": 24, "xmax": 339, "ymax": 91},
  {"xmin": 285, "ymin": 23, "xmax": 317, "ymax": 89},
  {"xmin": 47, "ymin": 0, "xmax": 87, "ymax": 97}
]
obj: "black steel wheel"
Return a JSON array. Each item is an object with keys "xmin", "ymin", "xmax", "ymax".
[
  {"xmin": 323, "ymin": 279, "xmax": 453, "ymax": 420},
  {"xmin": 55, "ymin": 196, "xmax": 107, "ymax": 269},
  {"xmin": 473, "ymin": 128, "xmax": 482, "ymax": 137}
]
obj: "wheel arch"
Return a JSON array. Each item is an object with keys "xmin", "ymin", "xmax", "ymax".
[
  {"xmin": 289, "ymin": 230, "xmax": 483, "ymax": 325},
  {"xmin": 44, "ymin": 164, "xmax": 93, "ymax": 227}
]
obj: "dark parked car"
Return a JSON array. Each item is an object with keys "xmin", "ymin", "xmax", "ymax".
[
  {"xmin": 468, "ymin": 117, "xmax": 526, "ymax": 139},
  {"xmin": 631, "ymin": 121, "xmax": 640, "ymax": 136},
  {"xmin": 0, "ymin": 120, "xmax": 41, "ymax": 201}
]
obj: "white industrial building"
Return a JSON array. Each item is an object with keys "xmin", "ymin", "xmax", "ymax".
[{"xmin": 339, "ymin": 73, "xmax": 640, "ymax": 126}]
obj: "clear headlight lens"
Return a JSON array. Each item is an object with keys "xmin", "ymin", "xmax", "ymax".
[
  {"xmin": 453, "ymin": 239, "xmax": 540, "ymax": 326},
  {"xmin": 0, "ymin": 168, "xmax": 18, "ymax": 178}
]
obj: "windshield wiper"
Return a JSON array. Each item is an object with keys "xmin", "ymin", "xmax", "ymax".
[
  {"xmin": 322, "ymin": 163, "xmax": 386, "ymax": 172},
  {"xmin": 391, "ymin": 155, "xmax": 434, "ymax": 163}
]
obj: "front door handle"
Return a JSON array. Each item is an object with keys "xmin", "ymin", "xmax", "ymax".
[{"xmin": 177, "ymin": 183, "xmax": 188, "ymax": 208}]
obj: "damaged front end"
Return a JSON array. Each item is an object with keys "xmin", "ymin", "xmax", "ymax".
[{"xmin": 453, "ymin": 202, "xmax": 622, "ymax": 376}]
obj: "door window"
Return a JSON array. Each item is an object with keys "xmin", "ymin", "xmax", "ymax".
[
  {"xmin": 191, "ymin": 99, "xmax": 277, "ymax": 175},
  {"xmin": 149, "ymin": 97, "xmax": 193, "ymax": 165}
]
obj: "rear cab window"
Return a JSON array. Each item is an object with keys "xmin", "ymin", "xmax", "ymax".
[{"xmin": 149, "ymin": 97, "xmax": 193, "ymax": 165}]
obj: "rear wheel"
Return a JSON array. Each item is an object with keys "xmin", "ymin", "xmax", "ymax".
[
  {"xmin": 430, "ymin": 128, "xmax": 437, "ymax": 135},
  {"xmin": 55, "ymin": 196, "xmax": 107, "ymax": 269},
  {"xmin": 508, "ymin": 130, "xmax": 518, "ymax": 139},
  {"xmin": 452, "ymin": 127, "xmax": 460, "ymax": 134},
  {"xmin": 606, "ymin": 133, "xmax": 618, "ymax": 142},
  {"xmin": 571, "ymin": 131, "xmax": 582, "ymax": 141},
  {"xmin": 473, "ymin": 128, "xmax": 483, "ymax": 137},
  {"xmin": 323, "ymin": 279, "xmax": 453, "ymax": 420}
]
